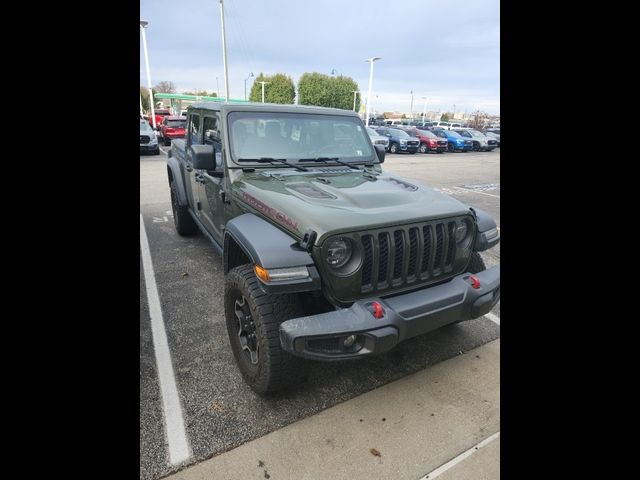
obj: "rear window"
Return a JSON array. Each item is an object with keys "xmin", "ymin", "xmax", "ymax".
[{"xmin": 166, "ymin": 120, "xmax": 186, "ymax": 128}]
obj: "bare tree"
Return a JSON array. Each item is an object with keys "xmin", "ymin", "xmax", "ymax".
[
  {"xmin": 153, "ymin": 81, "xmax": 177, "ymax": 93},
  {"xmin": 468, "ymin": 110, "xmax": 489, "ymax": 129}
]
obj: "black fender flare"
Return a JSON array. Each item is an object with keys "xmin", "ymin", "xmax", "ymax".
[
  {"xmin": 167, "ymin": 157, "xmax": 188, "ymax": 206},
  {"xmin": 470, "ymin": 207, "xmax": 500, "ymax": 251},
  {"xmin": 224, "ymin": 213, "xmax": 321, "ymax": 293}
]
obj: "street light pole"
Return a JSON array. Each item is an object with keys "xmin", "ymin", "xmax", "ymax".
[
  {"xmin": 410, "ymin": 90, "xmax": 414, "ymax": 120},
  {"xmin": 259, "ymin": 81, "xmax": 270, "ymax": 103},
  {"xmin": 352, "ymin": 90, "xmax": 359, "ymax": 112},
  {"xmin": 244, "ymin": 72, "xmax": 254, "ymax": 101},
  {"xmin": 140, "ymin": 20, "xmax": 156, "ymax": 129},
  {"xmin": 219, "ymin": 0, "xmax": 230, "ymax": 101},
  {"xmin": 421, "ymin": 97, "xmax": 428, "ymax": 122},
  {"xmin": 453, "ymin": 104, "xmax": 456, "ymax": 120},
  {"xmin": 365, "ymin": 56, "xmax": 381, "ymax": 127}
]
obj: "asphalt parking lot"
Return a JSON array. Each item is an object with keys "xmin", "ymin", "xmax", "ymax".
[{"xmin": 140, "ymin": 147, "xmax": 500, "ymax": 480}]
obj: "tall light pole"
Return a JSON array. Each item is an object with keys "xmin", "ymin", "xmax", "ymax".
[
  {"xmin": 410, "ymin": 90, "xmax": 414, "ymax": 120},
  {"xmin": 216, "ymin": 77, "xmax": 220, "ymax": 96},
  {"xmin": 352, "ymin": 90, "xmax": 359, "ymax": 112},
  {"xmin": 244, "ymin": 72, "xmax": 254, "ymax": 101},
  {"xmin": 219, "ymin": 0, "xmax": 230, "ymax": 101},
  {"xmin": 140, "ymin": 94, "xmax": 144, "ymax": 118},
  {"xmin": 259, "ymin": 81, "xmax": 270, "ymax": 103},
  {"xmin": 453, "ymin": 104, "xmax": 456, "ymax": 120},
  {"xmin": 365, "ymin": 57, "xmax": 381, "ymax": 127},
  {"xmin": 140, "ymin": 20, "xmax": 156, "ymax": 129},
  {"xmin": 421, "ymin": 97, "xmax": 428, "ymax": 122}
]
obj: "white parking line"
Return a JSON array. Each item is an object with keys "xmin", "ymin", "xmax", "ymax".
[
  {"xmin": 419, "ymin": 431, "xmax": 500, "ymax": 479},
  {"xmin": 485, "ymin": 312, "xmax": 500, "ymax": 325},
  {"xmin": 159, "ymin": 147, "xmax": 168, "ymax": 155},
  {"xmin": 456, "ymin": 186, "xmax": 500, "ymax": 198},
  {"xmin": 140, "ymin": 214, "xmax": 191, "ymax": 465}
]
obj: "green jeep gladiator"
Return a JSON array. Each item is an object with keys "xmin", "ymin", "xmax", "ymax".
[{"xmin": 167, "ymin": 102, "xmax": 500, "ymax": 394}]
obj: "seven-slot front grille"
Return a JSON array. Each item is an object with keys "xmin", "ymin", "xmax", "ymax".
[
  {"xmin": 360, "ymin": 219, "xmax": 459, "ymax": 293},
  {"xmin": 140, "ymin": 135, "xmax": 150, "ymax": 144}
]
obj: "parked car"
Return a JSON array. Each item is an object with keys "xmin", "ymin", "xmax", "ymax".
[
  {"xmin": 366, "ymin": 127, "xmax": 390, "ymax": 151},
  {"xmin": 405, "ymin": 128, "xmax": 448, "ymax": 153},
  {"xmin": 159, "ymin": 116, "xmax": 187, "ymax": 146},
  {"xmin": 453, "ymin": 129, "xmax": 498, "ymax": 152},
  {"xmin": 148, "ymin": 108, "xmax": 172, "ymax": 129},
  {"xmin": 433, "ymin": 128, "xmax": 473, "ymax": 152},
  {"xmin": 484, "ymin": 131, "xmax": 500, "ymax": 146},
  {"xmin": 433, "ymin": 121, "xmax": 451, "ymax": 129},
  {"xmin": 374, "ymin": 127, "xmax": 420, "ymax": 153},
  {"xmin": 140, "ymin": 119, "xmax": 160, "ymax": 155}
]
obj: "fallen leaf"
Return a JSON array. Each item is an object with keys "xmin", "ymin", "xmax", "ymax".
[
  {"xmin": 208, "ymin": 401, "xmax": 224, "ymax": 412},
  {"xmin": 370, "ymin": 448, "xmax": 381, "ymax": 457},
  {"xmin": 182, "ymin": 272, "xmax": 189, "ymax": 277},
  {"xmin": 258, "ymin": 460, "xmax": 264, "ymax": 467}
]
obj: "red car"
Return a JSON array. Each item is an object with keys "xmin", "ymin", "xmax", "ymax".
[
  {"xmin": 147, "ymin": 108, "xmax": 172, "ymax": 129},
  {"xmin": 159, "ymin": 116, "xmax": 187, "ymax": 146},
  {"xmin": 405, "ymin": 128, "xmax": 448, "ymax": 153}
]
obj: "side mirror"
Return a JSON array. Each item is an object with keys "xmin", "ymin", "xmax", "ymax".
[
  {"xmin": 191, "ymin": 144, "xmax": 215, "ymax": 170},
  {"xmin": 375, "ymin": 145, "xmax": 385, "ymax": 164}
]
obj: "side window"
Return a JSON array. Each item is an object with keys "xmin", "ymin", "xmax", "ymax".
[
  {"xmin": 203, "ymin": 115, "xmax": 219, "ymax": 145},
  {"xmin": 188, "ymin": 113, "xmax": 201, "ymax": 146}
]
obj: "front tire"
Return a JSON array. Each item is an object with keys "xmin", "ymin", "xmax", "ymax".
[
  {"xmin": 169, "ymin": 180, "xmax": 198, "ymax": 236},
  {"xmin": 389, "ymin": 143, "xmax": 398, "ymax": 154},
  {"xmin": 467, "ymin": 251, "xmax": 486, "ymax": 273},
  {"xmin": 447, "ymin": 142, "xmax": 455, "ymax": 153},
  {"xmin": 164, "ymin": 137, "xmax": 171, "ymax": 146},
  {"xmin": 419, "ymin": 143, "xmax": 427, "ymax": 153},
  {"xmin": 225, "ymin": 265, "xmax": 305, "ymax": 394}
]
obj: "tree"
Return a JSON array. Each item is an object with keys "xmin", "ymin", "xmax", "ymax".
[
  {"xmin": 440, "ymin": 112, "xmax": 451, "ymax": 122},
  {"xmin": 468, "ymin": 110, "xmax": 490, "ymax": 129},
  {"xmin": 297, "ymin": 72, "xmax": 360, "ymax": 110},
  {"xmin": 182, "ymin": 90, "xmax": 217, "ymax": 97},
  {"xmin": 140, "ymin": 86, "xmax": 151, "ymax": 113},
  {"xmin": 249, "ymin": 73, "xmax": 295, "ymax": 104},
  {"xmin": 153, "ymin": 81, "xmax": 176, "ymax": 93}
]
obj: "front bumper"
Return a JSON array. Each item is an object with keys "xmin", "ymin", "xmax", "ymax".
[
  {"xmin": 280, "ymin": 265, "xmax": 500, "ymax": 361},
  {"xmin": 140, "ymin": 143, "xmax": 159, "ymax": 151}
]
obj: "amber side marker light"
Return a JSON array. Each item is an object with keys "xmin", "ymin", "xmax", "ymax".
[{"xmin": 254, "ymin": 265, "xmax": 270, "ymax": 282}]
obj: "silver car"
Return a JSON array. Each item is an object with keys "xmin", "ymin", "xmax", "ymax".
[
  {"xmin": 140, "ymin": 119, "xmax": 160, "ymax": 155},
  {"xmin": 366, "ymin": 127, "xmax": 390, "ymax": 151},
  {"xmin": 453, "ymin": 128, "xmax": 498, "ymax": 151}
]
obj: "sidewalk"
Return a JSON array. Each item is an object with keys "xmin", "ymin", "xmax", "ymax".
[{"xmin": 165, "ymin": 339, "xmax": 500, "ymax": 480}]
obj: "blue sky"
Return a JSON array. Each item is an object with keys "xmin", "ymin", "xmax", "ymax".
[{"xmin": 140, "ymin": 0, "xmax": 499, "ymax": 115}]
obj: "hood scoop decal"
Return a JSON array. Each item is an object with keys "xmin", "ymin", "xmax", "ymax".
[{"xmin": 285, "ymin": 182, "xmax": 337, "ymax": 199}]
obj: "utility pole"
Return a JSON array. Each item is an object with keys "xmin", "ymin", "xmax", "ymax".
[
  {"xmin": 219, "ymin": 0, "xmax": 230, "ymax": 101},
  {"xmin": 259, "ymin": 81, "xmax": 270, "ymax": 103}
]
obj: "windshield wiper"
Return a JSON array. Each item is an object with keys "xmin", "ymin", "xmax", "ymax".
[
  {"xmin": 237, "ymin": 157, "xmax": 308, "ymax": 172},
  {"xmin": 298, "ymin": 157, "xmax": 374, "ymax": 170}
]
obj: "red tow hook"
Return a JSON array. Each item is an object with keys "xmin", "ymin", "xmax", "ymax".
[
  {"xmin": 370, "ymin": 301, "xmax": 385, "ymax": 319},
  {"xmin": 469, "ymin": 275, "xmax": 481, "ymax": 289}
]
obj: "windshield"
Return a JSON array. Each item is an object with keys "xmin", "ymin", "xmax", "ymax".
[
  {"xmin": 447, "ymin": 131, "xmax": 463, "ymax": 138},
  {"xmin": 166, "ymin": 119, "xmax": 186, "ymax": 128},
  {"xmin": 389, "ymin": 128, "xmax": 411, "ymax": 138},
  {"xmin": 366, "ymin": 127, "xmax": 378, "ymax": 137},
  {"xmin": 417, "ymin": 129, "xmax": 437, "ymax": 139},
  {"xmin": 140, "ymin": 121, "xmax": 152, "ymax": 131},
  {"xmin": 228, "ymin": 112, "xmax": 375, "ymax": 164},
  {"xmin": 456, "ymin": 130, "xmax": 472, "ymax": 137}
]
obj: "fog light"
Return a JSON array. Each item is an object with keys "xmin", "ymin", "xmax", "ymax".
[{"xmin": 343, "ymin": 335, "xmax": 357, "ymax": 348}]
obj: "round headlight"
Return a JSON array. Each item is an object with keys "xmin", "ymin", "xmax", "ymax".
[
  {"xmin": 455, "ymin": 220, "xmax": 469, "ymax": 243},
  {"xmin": 326, "ymin": 238, "xmax": 352, "ymax": 268}
]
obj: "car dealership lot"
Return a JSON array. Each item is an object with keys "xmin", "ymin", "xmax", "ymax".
[{"xmin": 140, "ymin": 149, "xmax": 500, "ymax": 480}]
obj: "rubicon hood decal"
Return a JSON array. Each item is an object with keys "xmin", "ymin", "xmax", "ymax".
[{"xmin": 241, "ymin": 192, "xmax": 300, "ymax": 232}]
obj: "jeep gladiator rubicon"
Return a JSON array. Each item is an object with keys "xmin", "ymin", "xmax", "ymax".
[{"xmin": 167, "ymin": 102, "xmax": 500, "ymax": 394}]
